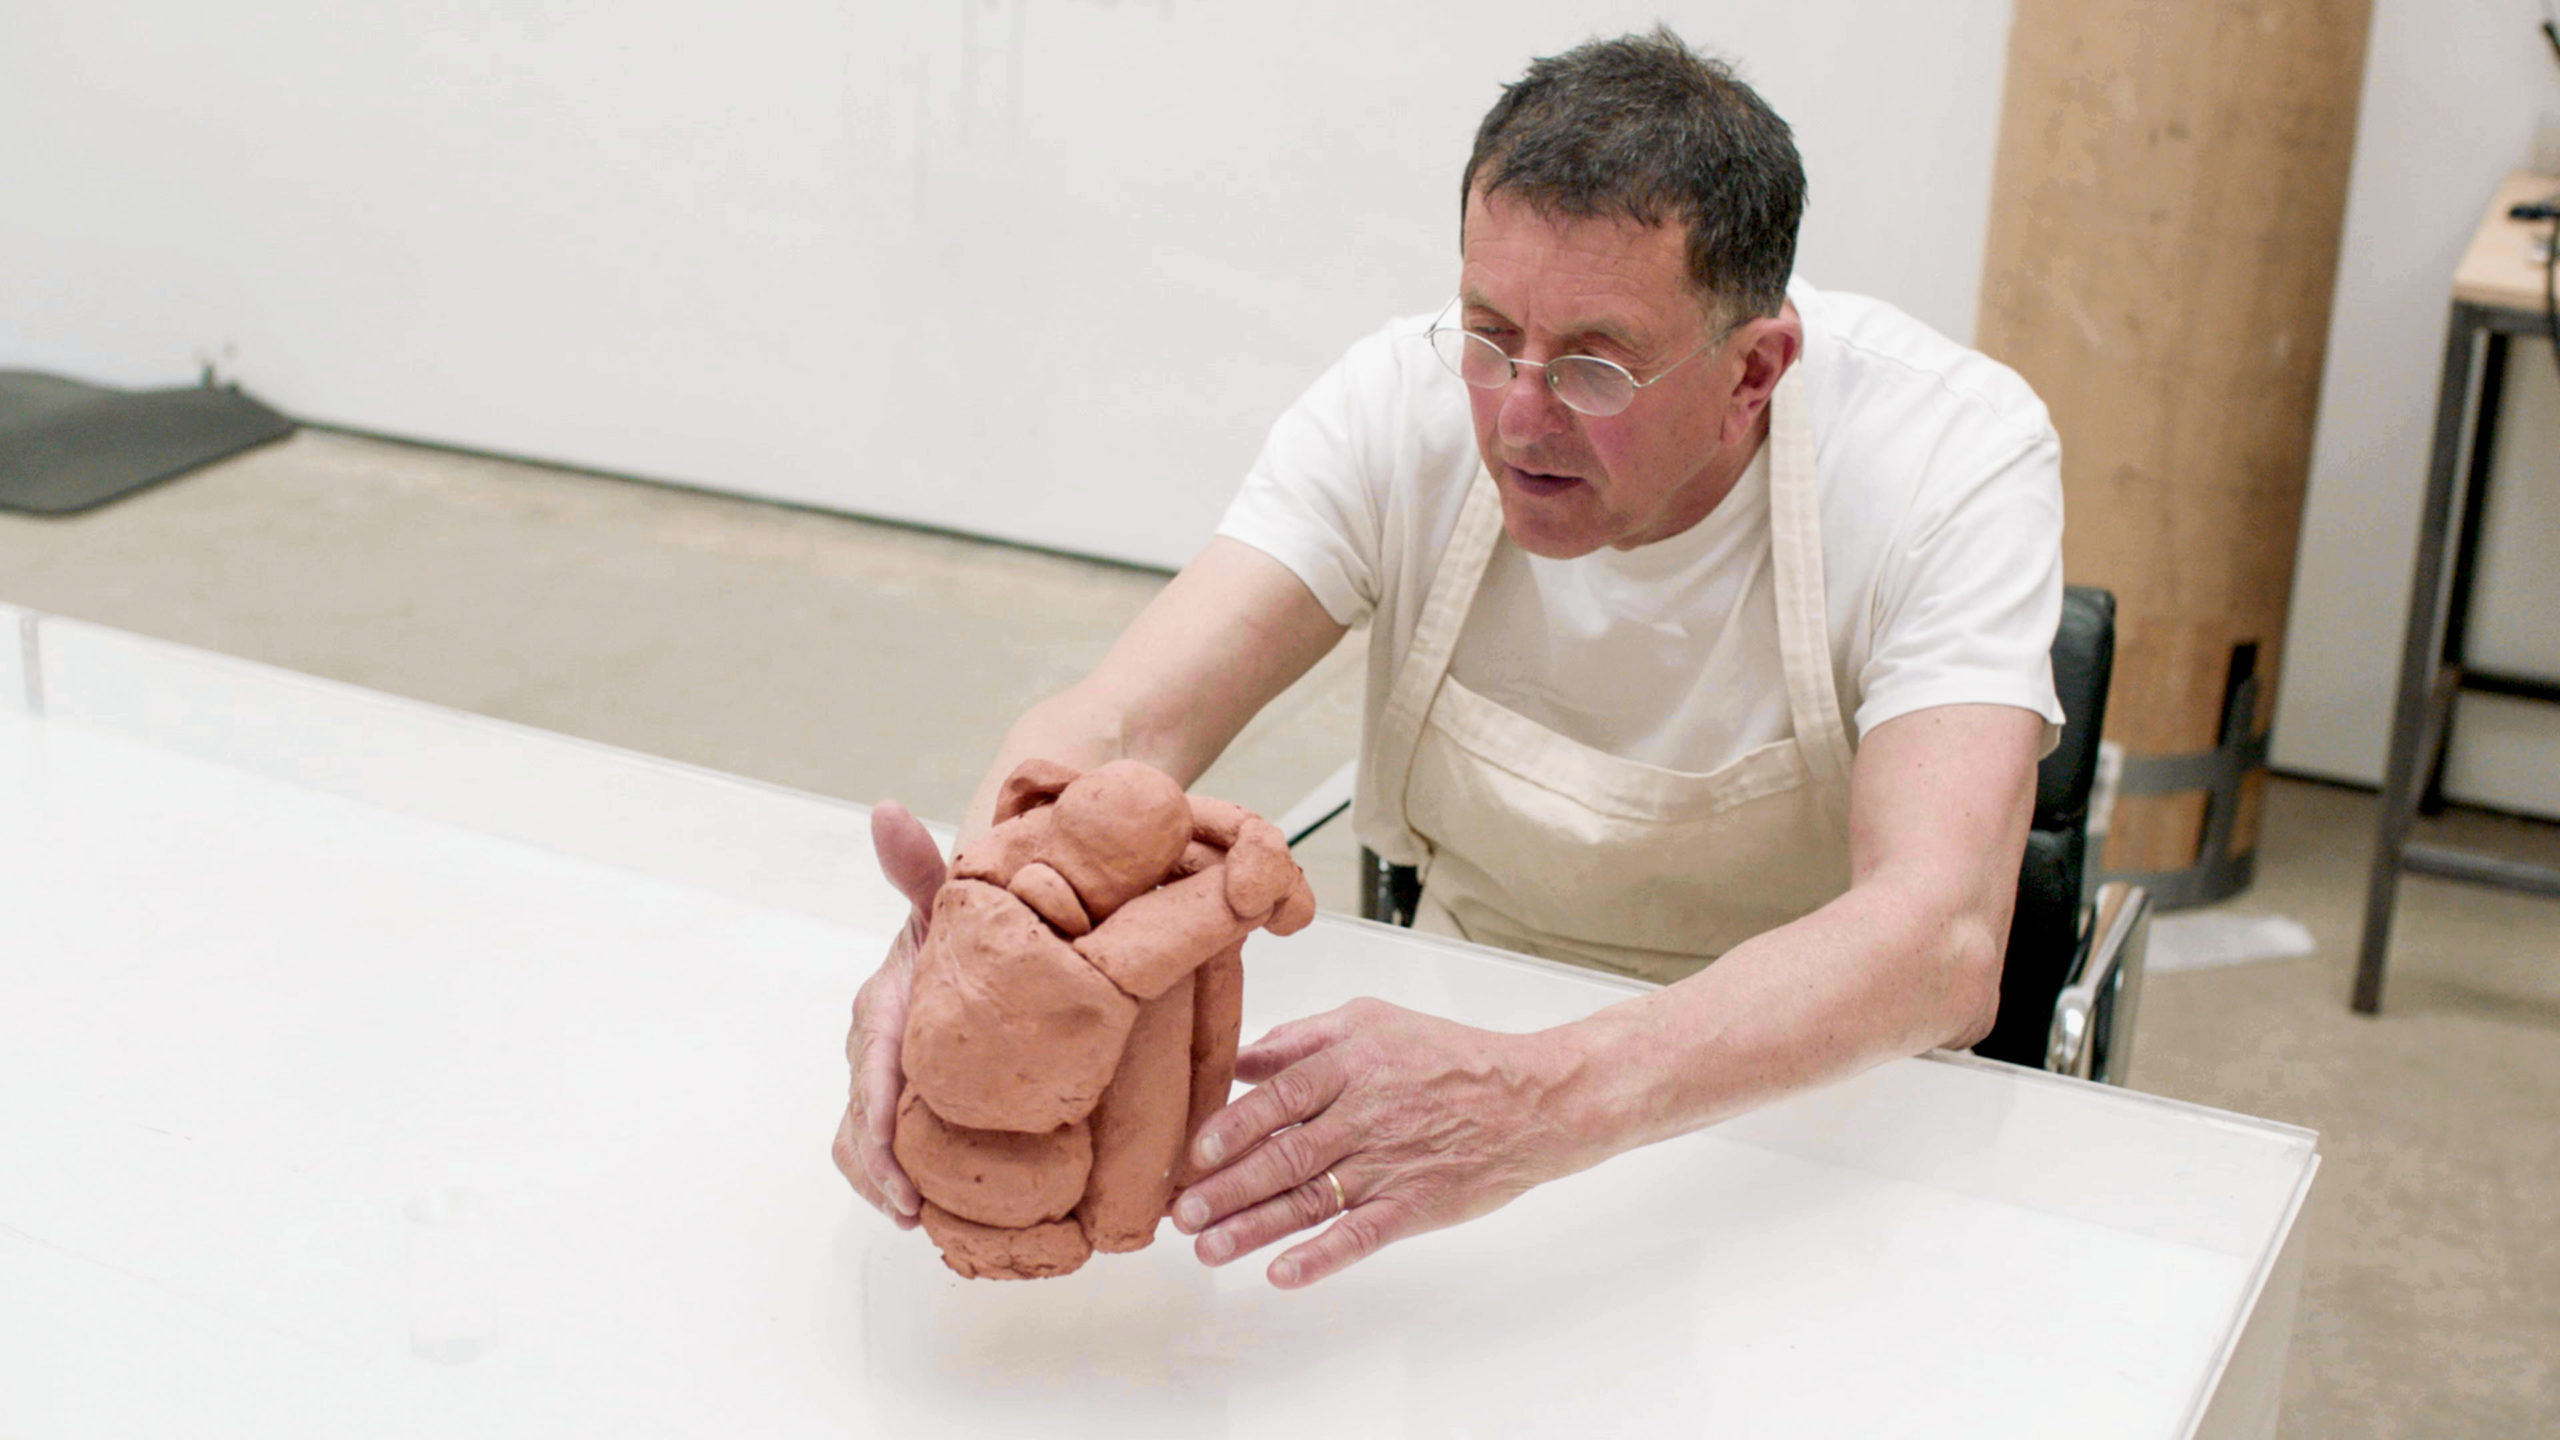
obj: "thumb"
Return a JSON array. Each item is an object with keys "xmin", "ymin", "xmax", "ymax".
[{"xmin": 870, "ymin": 801, "xmax": 948, "ymax": 916}]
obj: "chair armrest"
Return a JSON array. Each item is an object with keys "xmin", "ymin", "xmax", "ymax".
[{"xmin": 2046, "ymin": 881, "xmax": 2153, "ymax": 1085}]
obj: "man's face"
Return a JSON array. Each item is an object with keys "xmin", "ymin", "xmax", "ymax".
[{"xmin": 1456, "ymin": 188, "xmax": 1764, "ymax": 559}]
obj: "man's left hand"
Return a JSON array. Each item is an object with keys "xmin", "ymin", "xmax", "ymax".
[{"xmin": 1169, "ymin": 998, "xmax": 1585, "ymax": 1288}]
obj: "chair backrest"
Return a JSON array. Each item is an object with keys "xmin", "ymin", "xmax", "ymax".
[
  {"xmin": 1972, "ymin": 585, "xmax": 2117, "ymax": 1068},
  {"xmin": 2037, "ymin": 586, "xmax": 2117, "ymax": 832}
]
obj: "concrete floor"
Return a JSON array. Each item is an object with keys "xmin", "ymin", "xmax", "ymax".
[{"xmin": 5, "ymin": 430, "xmax": 2555, "ymax": 1434}]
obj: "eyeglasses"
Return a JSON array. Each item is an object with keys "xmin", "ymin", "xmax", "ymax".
[{"xmin": 1426, "ymin": 304, "xmax": 1724, "ymax": 417}]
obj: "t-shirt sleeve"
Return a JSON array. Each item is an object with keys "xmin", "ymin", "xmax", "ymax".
[
  {"xmin": 1852, "ymin": 423, "xmax": 2067, "ymax": 750},
  {"xmin": 1213, "ymin": 322, "xmax": 1407, "ymax": 629}
]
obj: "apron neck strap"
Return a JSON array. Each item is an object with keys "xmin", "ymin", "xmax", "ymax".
[
  {"xmin": 1374, "ymin": 469, "xmax": 1506, "ymax": 784},
  {"xmin": 1765, "ymin": 362, "xmax": 1857, "ymax": 812}
]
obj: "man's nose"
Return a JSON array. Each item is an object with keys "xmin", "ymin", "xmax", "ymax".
[{"xmin": 1495, "ymin": 361, "xmax": 1573, "ymax": 449}]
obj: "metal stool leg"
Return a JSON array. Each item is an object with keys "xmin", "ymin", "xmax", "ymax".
[{"xmin": 2355, "ymin": 305, "xmax": 2486, "ymax": 1014}]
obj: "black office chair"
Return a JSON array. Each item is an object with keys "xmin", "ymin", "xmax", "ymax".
[{"xmin": 1298, "ymin": 585, "xmax": 2150, "ymax": 1085}]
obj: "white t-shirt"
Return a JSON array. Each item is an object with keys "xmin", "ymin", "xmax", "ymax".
[{"xmin": 1216, "ymin": 278, "xmax": 2065, "ymax": 777}]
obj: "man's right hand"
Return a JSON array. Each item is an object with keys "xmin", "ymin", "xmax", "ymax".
[{"xmin": 831, "ymin": 801, "xmax": 948, "ymax": 1228}]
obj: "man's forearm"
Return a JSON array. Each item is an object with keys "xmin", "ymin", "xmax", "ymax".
[
  {"xmin": 952, "ymin": 538, "xmax": 1350, "ymax": 844},
  {"xmin": 1531, "ymin": 872, "xmax": 2007, "ymax": 1176},
  {"xmin": 1526, "ymin": 703, "xmax": 2043, "ymax": 1174},
  {"xmin": 958, "ymin": 689, "xmax": 1146, "ymax": 841}
]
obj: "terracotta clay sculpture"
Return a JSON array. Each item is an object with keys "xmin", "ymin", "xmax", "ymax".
[{"xmin": 895, "ymin": 758, "xmax": 1316, "ymax": 1280}]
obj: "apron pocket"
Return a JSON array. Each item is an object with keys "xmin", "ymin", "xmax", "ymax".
[{"xmin": 1428, "ymin": 677, "xmax": 1811, "ymax": 823}]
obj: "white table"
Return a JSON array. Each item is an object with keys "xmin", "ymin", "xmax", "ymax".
[{"xmin": 0, "ymin": 604, "xmax": 2318, "ymax": 1438}]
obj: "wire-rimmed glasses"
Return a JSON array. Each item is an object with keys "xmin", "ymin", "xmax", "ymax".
[{"xmin": 1425, "ymin": 302, "xmax": 1724, "ymax": 417}]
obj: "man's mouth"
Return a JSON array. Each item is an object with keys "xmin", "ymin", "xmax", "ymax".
[{"xmin": 1502, "ymin": 463, "xmax": 1586, "ymax": 498}]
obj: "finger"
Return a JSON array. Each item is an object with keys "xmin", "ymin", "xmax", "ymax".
[
  {"xmin": 860, "ymin": 1124, "xmax": 921, "ymax": 1221},
  {"xmin": 854, "ymin": 1018, "xmax": 922, "ymax": 1219},
  {"xmin": 1173, "ymin": 1069, "xmax": 1351, "ymax": 1233},
  {"xmin": 832, "ymin": 1107, "xmax": 920, "ymax": 1230},
  {"xmin": 851, "ymin": 981, "xmax": 906, "ymax": 1128},
  {"xmin": 1192, "ymin": 1168, "xmax": 1355, "ymax": 1268},
  {"xmin": 854, "ymin": 974, "xmax": 909, "ymax": 1120},
  {"xmin": 854, "ymin": 1090, "xmax": 922, "ymax": 1222},
  {"xmin": 833, "ymin": 1107, "xmax": 875, "ymax": 1198},
  {"xmin": 1176, "ymin": 1103, "xmax": 1357, "ymax": 1237},
  {"xmin": 1231, "ymin": 1009, "xmax": 1353, "ymax": 1083},
  {"xmin": 870, "ymin": 801, "xmax": 948, "ymax": 915},
  {"xmin": 1267, "ymin": 1188, "xmax": 1411, "ymax": 1289},
  {"xmin": 848, "ymin": 961, "xmax": 906, "ymax": 1060},
  {"xmin": 1181, "ymin": 1046, "xmax": 1347, "ymax": 1181}
]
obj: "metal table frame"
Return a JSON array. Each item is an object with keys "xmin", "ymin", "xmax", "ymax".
[{"xmin": 2354, "ymin": 292, "xmax": 2560, "ymax": 1013}]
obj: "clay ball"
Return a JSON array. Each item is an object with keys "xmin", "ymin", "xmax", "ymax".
[{"xmin": 1046, "ymin": 760, "xmax": 1192, "ymax": 919}]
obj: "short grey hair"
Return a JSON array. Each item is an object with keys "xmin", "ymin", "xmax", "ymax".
[{"xmin": 1461, "ymin": 26, "xmax": 1805, "ymax": 321}]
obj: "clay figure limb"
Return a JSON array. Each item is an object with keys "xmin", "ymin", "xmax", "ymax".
[
  {"xmin": 993, "ymin": 758, "xmax": 1080, "ymax": 824},
  {"xmin": 1070, "ymin": 828, "xmax": 1316, "ymax": 1000},
  {"xmin": 919, "ymin": 1204, "xmax": 1093, "ymax": 1281},
  {"xmin": 1175, "ymin": 940, "xmax": 1246, "ymax": 1191},
  {"xmin": 1078, "ymin": 970, "xmax": 1197, "ymax": 1252},
  {"xmin": 1183, "ymin": 795, "xmax": 1251, "ymax": 849},
  {"xmin": 891, "ymin": 1085, "xmax": 1093, "ymax": 1229},
  {"xmin": 1266, "ymin": 876, "xmax": 1318, "ymax": 937},
  {"xmin": 1189, "ymin": 795, "xmax": 1318, "ymax": 937},
  {"xmin": 1007, "ymin": 861, "xmax": 1092, "ymax": 938},
  {"xmin": 1221, "ymin": 815, "xmax": 1298, "ymax": 921},
  {"xmin": 1169, "ymin": 839, "xmax": 1224, "ymax": 881},
  {"xmin": 901, "ymin": 879, "xmax": 1139, "ymax": 1133},
  {"xmin": 947, "ymin": 806, "xmax": 1058, "ymax": 889},
  {"xmin": 1071, "ymin": 868, "xmax": 1262, "ymax": 1001}
]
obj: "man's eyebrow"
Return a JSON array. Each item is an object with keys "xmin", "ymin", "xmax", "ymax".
[
  {"xmin": 1457, "ymin": 289, "xmax": 1641, "ymax": 352},
  {"xmin": 1566, "ymin": 317, "xmax": 1641, "ymax": 352}
]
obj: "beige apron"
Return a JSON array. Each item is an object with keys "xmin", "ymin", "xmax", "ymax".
[{"xmin": 1360, "ymin": 365, "xmax": 1856, "ymax": 985}]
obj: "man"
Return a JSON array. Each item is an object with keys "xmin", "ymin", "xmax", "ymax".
[{"xmin": 836, "ymin": 27, "xmax": 2062, "ymax": 1291}]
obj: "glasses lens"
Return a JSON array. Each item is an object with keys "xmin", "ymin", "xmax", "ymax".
[
  {"xmin": 1432, "ymin": 328, "xmax": 1516, "ymax": 390},
  {"xmin": 1550, "ymin": 357, "xmax": 1637, "ymax": 417}
]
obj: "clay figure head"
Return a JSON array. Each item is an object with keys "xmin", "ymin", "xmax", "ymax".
[{"xmin": 1043, "ymin": 759, "xmax": 1192, "ymax": 919}]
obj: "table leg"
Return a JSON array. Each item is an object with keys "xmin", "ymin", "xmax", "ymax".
[{"xmin": 2354, "ymin": 304, "xmax": 2485, "ymax": 1014}]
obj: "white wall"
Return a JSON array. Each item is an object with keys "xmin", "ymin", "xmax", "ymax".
[
  {"xmin": 2274, "ymin": 0, "xmax": 2560, "ymax": 817},
  {"xmin": 39, "ymin": 3, "xmax": 2541, "ymax": 812},
  {"xmin": 0, "ymin": 2, "xmax": 2014, "ymax": 571}
]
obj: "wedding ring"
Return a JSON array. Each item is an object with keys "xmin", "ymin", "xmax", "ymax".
[{"xmin": 1323, "ymin": 1168, "xmax": 1347, "ymax": 1215}]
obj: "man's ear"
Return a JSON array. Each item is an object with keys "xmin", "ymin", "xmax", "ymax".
[{"xmin": 1721, "ymin": 312, "xmax": 1804, "ymax": 448}]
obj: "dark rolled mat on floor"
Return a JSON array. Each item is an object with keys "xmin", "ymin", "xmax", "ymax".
[{"xmin": 0, "ymin": 370, "xmax": 297, "ymax": 516}]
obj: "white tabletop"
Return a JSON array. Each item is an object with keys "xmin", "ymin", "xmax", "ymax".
[{"xmin": 0, "ymin": 605, "xmax": 2317, "ymax": 1438}]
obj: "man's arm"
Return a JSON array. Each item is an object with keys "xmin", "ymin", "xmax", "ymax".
[
  {"xmin": 952, "ymin": 538, "xmax": 1352, "ymax": 836},
  {"xmin": 1170, "ymin": 701, "xmax": 2042, "ymax": 1288},
  {"xmin": 834, "ymin": 537, "xmax": 1347, "ymax": 1222}
]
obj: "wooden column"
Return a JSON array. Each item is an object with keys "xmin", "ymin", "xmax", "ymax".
[{"xmin": 1977, "ymin": 0, "xmax": 2375, "ymax": 901}]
